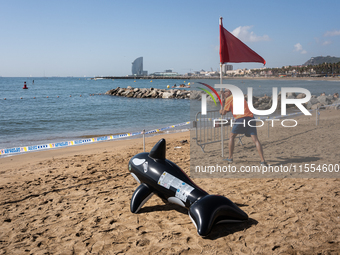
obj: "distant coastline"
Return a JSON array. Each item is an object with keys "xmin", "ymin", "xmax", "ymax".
[{"xmin": 95, "ymin": 75, "xmax": 340, "ymax": 81}]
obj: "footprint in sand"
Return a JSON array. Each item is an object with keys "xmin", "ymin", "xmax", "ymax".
[{"xmin": 136, "ymin": 238, "xmax": 150, "ymax": 247}]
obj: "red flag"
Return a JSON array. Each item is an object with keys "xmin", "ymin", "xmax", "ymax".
[{"xmin": 219, "ymin": 19, "xmax": 266, "ymax": 65}]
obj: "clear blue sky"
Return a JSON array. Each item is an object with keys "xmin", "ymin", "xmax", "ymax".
[{"xmin": 1, "ymin": 0, "xmax": 340, "ymax": 77}]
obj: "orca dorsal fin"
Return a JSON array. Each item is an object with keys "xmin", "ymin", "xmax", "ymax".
[{"xmin": 149, "ymin": 138, "xmax": 166, "ymax": 160}]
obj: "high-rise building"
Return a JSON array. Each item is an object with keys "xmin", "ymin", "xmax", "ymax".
[
  {"xmin": 132, "ymin": 57, "xmax": 146, "ymax": 76},
  {"xmin": 222, "ymin": 64, "xmax": 233, "ymax": 73}
]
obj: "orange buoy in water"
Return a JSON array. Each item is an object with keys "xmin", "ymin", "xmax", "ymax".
[{"xmin": 23, "ymin": 82, "xmax": 28, "ymax": 89}]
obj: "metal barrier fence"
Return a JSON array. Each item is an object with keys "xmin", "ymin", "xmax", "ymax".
[
  {"xmin": 193, "ymin": 110, "xmax": 243, "ymax": 154},
  {"xmin": 193, "ymin": 102, "xmax": 340, "ymax": 157}
]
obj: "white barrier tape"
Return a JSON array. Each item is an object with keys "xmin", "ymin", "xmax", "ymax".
[
  {"xmin": 318, "ymin": 102, "xmax": 340, "ymax": 109},
  {"xmin": 0, "ymin": 121, "xmax": 191, "ymax": 156}
]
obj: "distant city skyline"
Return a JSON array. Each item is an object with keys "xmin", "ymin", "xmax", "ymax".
[{"xmin": 1, "ymin": 0, "xmax": 340, "ymax": 77}]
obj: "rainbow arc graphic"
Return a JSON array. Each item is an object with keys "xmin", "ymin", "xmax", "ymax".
[{"xmin": 197, "ymin": 82, "xmax": 222, "ymax": 106}]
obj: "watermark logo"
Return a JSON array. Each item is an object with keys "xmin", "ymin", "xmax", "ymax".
[
  {"xmin": 197, "ymin": 82, "xmax": 222, "ymax": 115},
  {"xmin": 213, "ymin": 118, "xmax": 298, "ymax": 128},
  {"xmin": 200, "ymin": 84, "xmax": 312, "ymax": 116}
]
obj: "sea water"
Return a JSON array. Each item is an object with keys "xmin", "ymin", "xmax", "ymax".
[
  {"xmin": 0, "ymin": 77, "xmax": 339, "ymax": 151},
  {"xmin": 0, "ymin": 77, "xmax": 191, "ymax": 150}
]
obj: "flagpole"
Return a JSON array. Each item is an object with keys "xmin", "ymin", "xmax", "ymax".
[
  {"xmin": 218, "ymin": 16, "xmax": 266, "ymax": 159},
  {"xmin": 220, "ymin": 17, "xmax": 224, "ymax": 158},
  {"xmin": 220, "ymin": 62, "xmax": 224, "ymax": 158}
]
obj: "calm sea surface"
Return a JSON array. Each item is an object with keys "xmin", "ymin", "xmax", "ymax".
[{"xmin": 1, "ymin": 77, "xmax": 339, "ymax": 150}]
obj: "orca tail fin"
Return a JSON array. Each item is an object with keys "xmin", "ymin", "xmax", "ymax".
[{"xmin": 189, "ymin": 195, "xmax": 248, "ymax": 236}]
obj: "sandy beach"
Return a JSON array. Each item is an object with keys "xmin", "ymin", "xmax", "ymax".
[{"xmin": 1, "ymin": 110, "xmax": 340, "ymax": 254}]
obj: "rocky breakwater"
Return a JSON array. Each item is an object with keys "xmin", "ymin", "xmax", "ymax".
[
  {"xmin": 105, "ymin": 87, "xmax": 340, "ymax": 110},
  {"xmin": 105, "ymin": 86, "xmax": 190, "ymax": 99},
  {"xmin": 244, "ymin": 93, "xmax": 340, "ymax": 111},
  {"xmin": 248, "ymin": 93, "xmax": 340, "ymax": 110},
  {"xmin": 305, "ymin": 94, "xmax": 340, "ymax": 110}
]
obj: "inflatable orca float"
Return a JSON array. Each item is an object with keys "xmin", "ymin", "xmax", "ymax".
[{"xmin": 128, "ymin": 138, "xmax": 248, "ymax": 236}]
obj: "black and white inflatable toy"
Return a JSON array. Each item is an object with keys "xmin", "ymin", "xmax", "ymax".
[{"xmin": 128, "ymin": 138, "xmax": 248, "ymax": 236}]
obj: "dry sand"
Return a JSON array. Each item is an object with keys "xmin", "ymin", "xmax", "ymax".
[{"xmin": 1, "ymin": 110, "xmax": 340, "ymax": 254}]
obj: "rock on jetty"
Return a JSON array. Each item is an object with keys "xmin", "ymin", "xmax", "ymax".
[
  {"xmin": 105, "ymin": 86, "xmax": 190, "ymax": 99},
  {"xmin": 305, "ymin": 94, "xmax": 340, "ymax": 110}
]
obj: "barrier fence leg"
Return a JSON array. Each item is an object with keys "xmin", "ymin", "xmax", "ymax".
[
  {"xmin": 315, "ymin": 109, "xmax": 319, "ymax": 126},
  {"xmin": 221, "ymin": 115, "xmax": 224, "ymax": 158},
  {"xmin": 143, "ymin": 129, "xmax": 145, "ymax": 152},
  {"xmin": 268, "ymin": 117, "xmax": 270, "ymax": 138}
]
